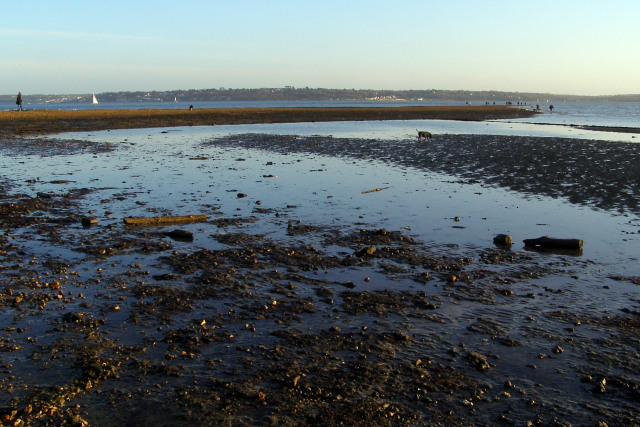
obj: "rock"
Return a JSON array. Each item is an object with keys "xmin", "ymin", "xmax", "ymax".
[
  {"xmin": 356, "ymin": 245, "xmax": 377, "ymax": 257},
  {"xmin": 153, "ymin": 273, "xmax": 181, "ymax": 281},
  {"xmin": 493, "ymin": 234, "xmax": 513, "ymax": 246},
  {"xmin": 163, "ymin": 229, "xmax": 194, "ymax": 242},
  {"xmin": 237, "ymin": 193, "xmax": 248, "ymax": 198},
  {"xmin": 466, "ymin": 351, "xmax": 491, "ymax": 371},
  {"xmin": 81, "ymin": 217, "xmax": 98, "ymax": 227},
  {"xmin": 62, "ymin": 312, "xmax": 84, "ymax": 323},
  {"xmin": 593, "ymin": 378, "xmax": 607, "ymax": 394},
  {"xmin": 496, "ymin": 337, "xmax": 524, "ymax": 347}
]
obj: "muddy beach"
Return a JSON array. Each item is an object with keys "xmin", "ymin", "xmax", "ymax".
[{"xmin": 0, "ymin": 109, "xmax": 639, "ymax": 426}]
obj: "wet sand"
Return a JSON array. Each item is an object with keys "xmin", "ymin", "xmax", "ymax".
[{"xmin": 0, "ymin": 111, "xmax": 639, "ymax": 426}]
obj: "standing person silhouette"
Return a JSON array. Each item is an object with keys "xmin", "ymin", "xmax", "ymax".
[
  {"xmin": 16, "ymin": 92, "xmax": 23, "ymax": 111},
  {"xmin": 549, "ymin": 104, "xmax": 554, "ymax": 113}
]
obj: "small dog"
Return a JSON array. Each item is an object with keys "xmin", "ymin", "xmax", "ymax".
[{"xmin": 417, "ymin": 130, "xmax": 432, "ymax": 141}]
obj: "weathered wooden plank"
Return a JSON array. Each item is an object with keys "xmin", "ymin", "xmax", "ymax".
[{"xmin": 123, "ymin": 214, "xmax": 207, "ymax": 225}]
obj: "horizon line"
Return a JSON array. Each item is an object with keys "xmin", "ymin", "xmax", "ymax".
[{"xmin": 3, "ymin": 88, "xmax": 639, "ymax": 98}]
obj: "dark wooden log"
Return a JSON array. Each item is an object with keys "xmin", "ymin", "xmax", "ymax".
[{"xmin": 523, "ymin": 236, "xmax": 583, "ymax": 250}]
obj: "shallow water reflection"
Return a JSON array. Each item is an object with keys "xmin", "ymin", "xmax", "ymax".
[
  {"xmin": 24, "ymin": 123, "xmax": 639, "ymax": 287},
  {"xmin": 2, "ymin": 122, "xmax": 639, "ymax": 425}
]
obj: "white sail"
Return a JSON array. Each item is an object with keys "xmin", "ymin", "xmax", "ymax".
[{"xmin": 92, "ymin": 93, "xmax": 98, "ymax": 104}]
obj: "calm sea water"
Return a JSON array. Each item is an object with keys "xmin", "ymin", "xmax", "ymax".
[
  {"xmin": 508, "ymin": 101, "xmax": 640, "ymax": 128},
  {"xmin": 2, "ymin": 100, "xmax": 640, "ymax": 130}
]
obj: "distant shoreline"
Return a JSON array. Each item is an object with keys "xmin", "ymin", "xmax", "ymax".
[
  {"xmin": 0, "ymin": 106, "xmax": 535, "ymax": 136},
  {"xmin": 3, "ymin": 87, "xmax": 639, "ymax": 104}
]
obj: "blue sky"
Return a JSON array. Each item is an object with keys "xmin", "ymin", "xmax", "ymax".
[{"xmin": 3, "ymin": 1, "xmax": 639, "ymax": 96}]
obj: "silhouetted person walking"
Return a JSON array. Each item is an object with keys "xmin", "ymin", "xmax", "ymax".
[{"xmin": 16, "ymin": 92, "xmax": 23, "ymax": 111}]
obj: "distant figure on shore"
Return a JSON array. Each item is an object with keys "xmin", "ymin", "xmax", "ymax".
[
  {"xmin": 189, "ymin": 105, "xmax": 194, "ymax": 110},
  {"xmin": 16, "ymin": 92, "xmax": 23, "ymax": 111},
  {"xmin": 535, "ymin": 104, "xmax": 540, "ymax": 111},
  {"xmin": 549, "ymin": 104, "xmax": 554, "ymax": 112}
]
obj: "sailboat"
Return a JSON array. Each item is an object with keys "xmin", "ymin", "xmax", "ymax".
[{"xmin": 92, "ymin": 93, "xmax": 99, "ymax": 104}]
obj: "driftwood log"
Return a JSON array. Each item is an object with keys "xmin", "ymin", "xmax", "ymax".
[
  {"xmin": 123, "ymin": 214, "xmax": 207, "ymax": 225},
  {"xmin": 361, "ymin": 187, "xmax": 390, "ymax": 194},
  {"xmin": 523, "ymin": 236, "xmax": 583, "ymax": 250}
]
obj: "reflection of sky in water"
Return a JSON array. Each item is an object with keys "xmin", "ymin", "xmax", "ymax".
[
  {"xmin": 213, "ymin": 119, "xmax": 637, "ymax": 142},
  {"xmin": 97, "ymin": 118, "xmax": 635, "ymax": 142},
  {"xmin": 11, "ymin": 122, "xmax": 637, "ymax": 280}
]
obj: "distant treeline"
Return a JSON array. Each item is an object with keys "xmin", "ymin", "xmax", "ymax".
[{"xmin": 2, "ymin": 88, "xmax": 640, "ymax": 104}]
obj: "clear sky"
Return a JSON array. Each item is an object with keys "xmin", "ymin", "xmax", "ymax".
[{"xmin": 3, "ymin": 1, "xmax": 639, "ymax": 96}]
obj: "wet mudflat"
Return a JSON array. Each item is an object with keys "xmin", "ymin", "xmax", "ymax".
[{"xmin": 0, "ymin": 124, "xmax": 639, "ymax": 426}]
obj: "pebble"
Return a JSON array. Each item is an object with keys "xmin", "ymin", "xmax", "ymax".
[{"xmin": 593, "ymin": 378, "xmax": 606, "ymax": 394}]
